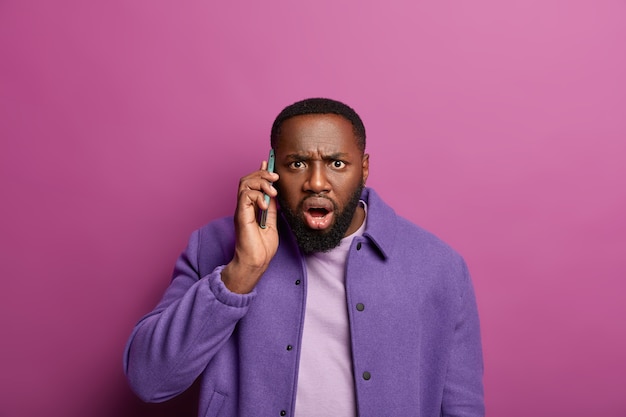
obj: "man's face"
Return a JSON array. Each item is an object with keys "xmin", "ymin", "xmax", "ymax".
[{"xmin": 274, "ymin": 113, "xmax": 369, "ymax": 254}]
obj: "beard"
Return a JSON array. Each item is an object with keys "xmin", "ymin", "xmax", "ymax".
[{"xmin": 277, "ymin": 182, "xmax": 364, "ymax": 255}]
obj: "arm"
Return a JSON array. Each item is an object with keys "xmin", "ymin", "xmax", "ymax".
[
  {"xmin": 123, "ymin": 162, "xmax": 280, "ymax": 402},
  {"xmin": 123, "ymin": 229, "xmax": 255, "ymax": 402},
  {"xmin": 441, "ymin": 261, "xmax": 485, "ymax": 417}
]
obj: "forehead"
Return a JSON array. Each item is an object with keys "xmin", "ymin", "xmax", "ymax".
[{"xmin": 275, "ymin": 114, "xmax": 359, "ymax": 154}]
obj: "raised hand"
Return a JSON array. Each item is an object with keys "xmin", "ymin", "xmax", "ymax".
[{"xmin": 221, "ymin": 160, "xmax": 280, "ymax": 294}]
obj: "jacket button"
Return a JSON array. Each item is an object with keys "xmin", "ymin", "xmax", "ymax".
[
  {"xmin": 280, "ymin": 411, "xmax": 287, "ymax": 416},
  {"xmin": 356, "ymin": 303, "xmax": 365, "ymax": 311},
  {"xmin": 286, "ymin": 345, "xmax": 293, "ymax": 351},
  {"xmin": 295, "ymin": 280, "xmax": 301, "ymax": 285},
  {"xmin": 356, "ymin": 242, "xmax": 362, "ymax": 250},
  {"xmin": 363, "ymin": 371, "xmax": 371, "ymax": 380}
]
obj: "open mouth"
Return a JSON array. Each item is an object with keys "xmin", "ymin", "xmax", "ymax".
[
  {"xmin": 302, "ymin": 198, "xmax": 335, "ymax": 230},
  {"xmin": 308, "ymin": 207, "xmax": 329, "ymax": 218}
]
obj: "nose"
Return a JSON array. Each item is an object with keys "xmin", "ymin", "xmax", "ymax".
[{"xmin": 304, "ymin": 162, "xmax": 330, "ymax": 194}]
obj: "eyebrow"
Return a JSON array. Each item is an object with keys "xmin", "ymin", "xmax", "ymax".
[{"xmin": 285, "ymin": 152, "xmax": 350, "ymax": 161}]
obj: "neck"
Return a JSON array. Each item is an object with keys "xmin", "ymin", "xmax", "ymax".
[{"xmin": 344, "ymin": 204, "xmax": 365, "ymax": 237}]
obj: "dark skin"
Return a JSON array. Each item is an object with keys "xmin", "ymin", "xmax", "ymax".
[{"xmin": 221, "ymin": 114, "xmax": 369, "ymax": 294}]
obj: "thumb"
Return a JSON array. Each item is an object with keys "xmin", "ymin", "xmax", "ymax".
[{"xmin": 264, "ymin": 195, "xmax": 279, "ymax": 230}]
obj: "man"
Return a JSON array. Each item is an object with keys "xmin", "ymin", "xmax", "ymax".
[{"xmin": 124, "ymin": 98, "xmax": 484, "ymax": 416}]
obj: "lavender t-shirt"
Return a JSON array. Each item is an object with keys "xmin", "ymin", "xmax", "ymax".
[{"xmin": 295, "ymin": 202, "xmax": 367, "ymax": 417}]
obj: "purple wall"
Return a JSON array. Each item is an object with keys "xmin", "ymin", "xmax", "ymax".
[{"xmin": 1, "ymin": 1, "xmax": 625, "ymax": 416}]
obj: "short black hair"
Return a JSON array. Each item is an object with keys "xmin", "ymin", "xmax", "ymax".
[{"xmin": 270, "ymin": 98, "xmax": 366, "ymax": 152}]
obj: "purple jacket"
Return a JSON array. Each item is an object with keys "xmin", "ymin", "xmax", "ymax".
[{"xmin": 124, "ymin": 188, "xmax": 484, "ymax": 417}]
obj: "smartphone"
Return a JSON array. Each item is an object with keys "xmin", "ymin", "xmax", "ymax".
[{"xmin": 258, "ymin": 149, "xmax": 275, "ymax": 229}]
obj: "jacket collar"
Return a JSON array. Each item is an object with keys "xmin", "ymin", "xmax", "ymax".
[{"xmin": 360, "ymin": 187, "xmax": 396, "ymax": 260}]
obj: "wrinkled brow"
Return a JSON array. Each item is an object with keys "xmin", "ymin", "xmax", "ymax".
[{"xmin": 285, "ymin": 152, "xmax": 349, "ymax": 161}]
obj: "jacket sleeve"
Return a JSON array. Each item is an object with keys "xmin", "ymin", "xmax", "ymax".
[
  {"xmin": 441, "ymin": 260, "xmax": 485, "ymax": 417},
  {"xmin": 123, "ymin": 229, "xmax": 254, "ymax": 402}
]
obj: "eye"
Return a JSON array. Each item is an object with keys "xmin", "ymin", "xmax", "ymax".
[
  {"xmin": 289, "ymin": 161, "xmax": 306, "ymax": 169},
  {"xmin": 331, "ymin": 160, "xmax": 346, "ymax": 169}
]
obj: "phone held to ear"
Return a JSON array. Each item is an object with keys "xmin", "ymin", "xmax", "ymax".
[{"xmin": 258, "ymin": 149, "xmax": 275, "ymax": 229}]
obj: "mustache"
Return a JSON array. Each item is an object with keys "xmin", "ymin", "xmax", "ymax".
[{"xmin": 299, "ymin": 195, "xmax": 338, "ymax": 211}]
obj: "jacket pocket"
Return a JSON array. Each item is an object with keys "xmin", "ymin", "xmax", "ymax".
[{"xmin": 202, "ymin": 390, "xmax": 226, "ymax": 417}]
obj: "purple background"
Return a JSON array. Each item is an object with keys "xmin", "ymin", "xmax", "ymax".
[{"xmin": 1, "ymin": 1, "xmax": 625, "ymax": 416}]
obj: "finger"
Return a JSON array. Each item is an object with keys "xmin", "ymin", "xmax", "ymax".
[
  {"xmin": 239, "ymin": 169, "xmax": 278, "ymax": 186},
  {"xmin": 237, "ymin": 187, "xmax": 275, "ymax": 215},
  {"xmin": 238, "ymin": 175, "xmax": 278, "ymax": 197},
  {"xmin": 263, "ymin": 194, "xmax": 279, "ymax": 229},
  {"xmin": 256, "ymin": 170, "xmax": 279, "ymax": 186}
]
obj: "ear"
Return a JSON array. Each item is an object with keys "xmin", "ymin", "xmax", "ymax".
[{"xmin": 361, "ymin": 153, "xmax": 370, "ymax": 184}]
